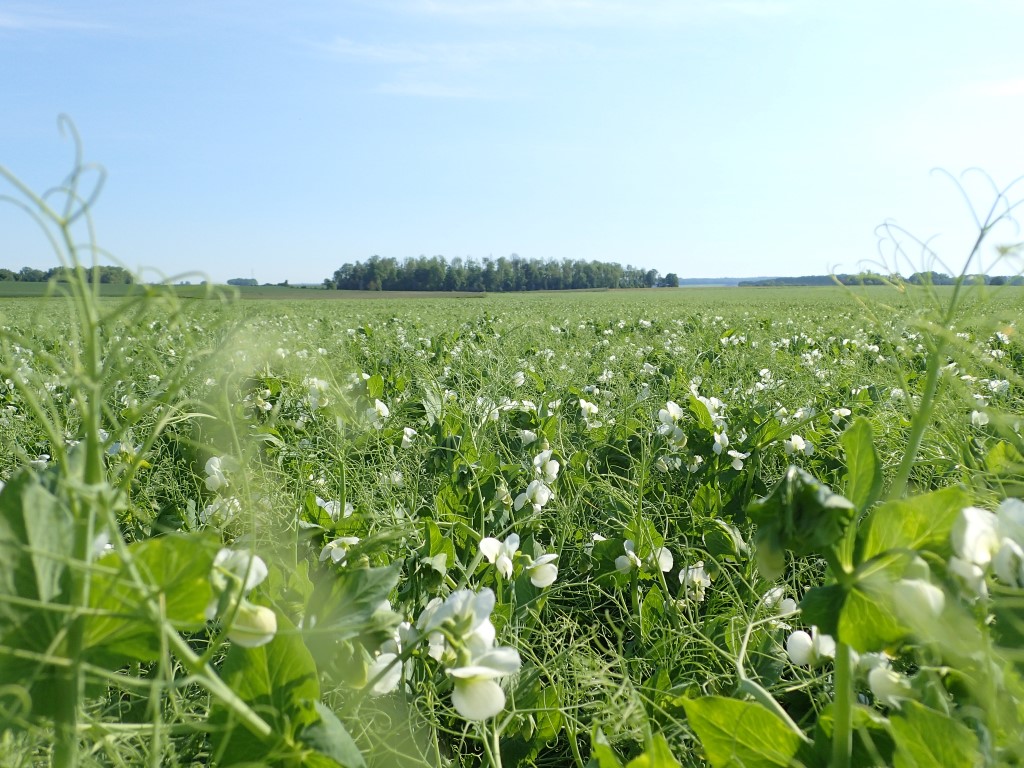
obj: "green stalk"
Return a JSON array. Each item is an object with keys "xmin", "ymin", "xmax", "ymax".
[
  {"xmin": 831, "ymin": 642, "xmax": 853, "ymax": 768},
  {"xmin": 887, "ymin": 338, "xmax": 943, "ymax": 501}
]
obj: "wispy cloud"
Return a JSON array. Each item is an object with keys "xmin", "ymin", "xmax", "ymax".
[
  {"xmin": 0, "ymin": 6, "xmax": 108, "ymax": 32},
  {"xmin": 318, "ymin": 37, "xmax": 521, "ymax": 68},
  {"xmin": 384, "ymin": 0, "xmax": 796, "ymax": 26}
]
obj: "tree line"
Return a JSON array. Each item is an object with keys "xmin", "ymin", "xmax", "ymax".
[
  {"xmin": 0, "ymin": 266, "xmax": 135, "ymax": 284},
  {"xmin": 325, "ymin": 255, "xmax": 678, "ymax": 292}
]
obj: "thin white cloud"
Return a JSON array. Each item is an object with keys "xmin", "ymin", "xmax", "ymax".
[
  {"xmin": 387, "ymin": 0, "xmax": 796, "ymax": 25},
  {"xmin": 0, "ymin": 6, "xmax": 108, "ymax": 31},
  {"xmin": 318, "ymin": 37, "xmax": 522, "ymax": 68}
]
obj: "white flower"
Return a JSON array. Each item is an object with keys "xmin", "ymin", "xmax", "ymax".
[
  {"xmin": 210, "ymin": 549, "xmax": 268, "ymax": 596},
  {"xmin": 948, "ymin": 556, "xmax": 988, "ymax": 599},
  {"xmin": 204, "ymin": 456, "xmax": 229, "ymax": 492},
  {"xmin": 532, "ymin": 450, "xmax": 560, "ymax": 484},
  {"xmin": 831, "ymin": 407, "xmax": 852, "ymax": 425},
  {"xmin": 306, "ymin": 377, "xmax": 330, "ymax": 409},
  {"xmin": 525, "ymin": 553, "xmax": 558, "ymax": 588},
  {"xmin": 367, "ymin": 399, "xmax": 390, "ymax": 429},
  {"xmin": 971, "ymin": 410, "xmax": 990, "ymax": 427},
  {"xmin": 763, "ymin": 586, "xmax": 798, "ymax": 617},
  {"xmin": 868, "ymin": 665, "xmax": 913, "ymax": 709},
  {"xmin": 783, "ymin": 435, "xmax": 814, "ymax": 456},
  {"xmin": 520, "ymin": 429, "xmax": 539, "ymax": 447},
  {"xmin": 479, "ymin": 533, "xmax": 520, "ymax": 579},
  {"xmin": 712, "ymin": 431, "xmax": 729, "ymax": 455},
  {"xmin": 727, "ymin": 450, "xmax": 749, "ymax": 471},
  {"xmin": 401, "ymin": 426, "xmax": 417, "ymax": 449},
  {"xmin": 512, "ymin": 370, "xmax": 526, "ymax": 387},
  {"xmin": 687, "ymin": 455, "xmax": 704, "ymax": 473},
  {"xmin": 657, "ymin": 401, "xmax": 687, "ymax": 449},
  {"xmin": 679, "ymin": 561, "xmax": 711, "ymax": 602},
  {"xmin": 207, "ymin": 549, "xmax": 276, "ymax": 648},
  {"xmin": 513, "ymin": 480, "xmax": 553, "ymax": 513},
  {"xmin": 786, "ymin": 627, "xmax": 836, "ymax": 667},
  {"xmin": 448, "ymin": 646, "xmax": 522, "ymax": 721},
  {"xmin": 319, "ymin": 536, "xmax": 361, "ymax": 564},
  {"xmin": 315, "ymin": 496, "xmax": 342, "ymax": 520},
  {"xmin": 993, "ymin": 538, "xmax": 1024, "ymax": 587},
  {"xmin": 225, "ymin": 602, "xmax": 278, "ymax": 648},
  {"xmin": 952, "ymin": 506, "xmax": 1001, "ymax": 568},
  {"xmin": 367, "ymin": 652, "xmax": 402, "ymax": 696},
  {"xmin": 893, "ymin": 578, "xmax": 945, "ymax": 620},
  {"xmin": 615, "ymin": 540, "xmax": 644, "ymax": 574}
]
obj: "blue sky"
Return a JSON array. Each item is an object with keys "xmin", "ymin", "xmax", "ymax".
[{"xmin": 2, "ymin": 0, "xmax": 1023, "ymax": 284}]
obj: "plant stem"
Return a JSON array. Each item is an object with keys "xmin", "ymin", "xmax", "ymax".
[
  {"xmin": 831, "ymin": 642, "xmax": 853, "ymax": 768},
  {"xmin": 887, "ymin": 338, "xmax": 943, "ymax": 500}
]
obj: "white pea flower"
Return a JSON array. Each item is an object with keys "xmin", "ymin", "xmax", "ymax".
[
  {"xmin": 367, "ymin": 399, "xmax": 390, "ymax": 429},
  {"xmin": 993, "ymin": 539, "xmax": 1024, "ymax": 587},
  {"xmin": 971, "ymin": 410, "xmax": 990, "ymax": 427},
  {"xmin": 680, "ymin": 561, "xmax": 711, "ymax": 602},
  {"xmin": 831, "ymin": 407, "xmax": 852, "ymax": 425},
  {"xmin": 207, "ymin": 548, "xmax": 276, "ymax": 648},
  {"xmin": 615, "ymin": 540, "xmax": 643, "ymax": 574},
  {"xmin": 783, "ymin": 435, "xmax": 814, "ymax": 457},
  {"xmin": 687, "ymin": 455, "xmax": 704, "ymax": 473},
  {"xmin": 532, "ymin": 450, "xmax": 560, "ymax": 484},
  {"xmin": 524, "ymin": 553, "xmax": 559, "ymax": 588},
  {"xmin": 868, "ymin": 665, "xmax": 913, "ymax": 709},
  {"xmin": 319, "ymin": 536, "xmax": 361, "ymax": 564},
  {"xmin": 727, "ymin": 450, "xmax": 750, "ymax": 471},
  {"xmin": 401, "ymin": 426, "xmax": 417, "ymax": 449},
  {"xmin": 763, "ymin": 586, "xmax": 798, "ymax": 618},
  {"xmin": 657, "ymin": 401, "xmax": 687, "ymax": 449},
  {"xmin": 712, "ymin": 431, "xmax": 729, "ymax": 455},
  {"xmin": 952, "ymin": 506, "xmax": 1002, "ymax": 568},
  {"xmin": 948, "ymin": 556, "xmax": 988, "ymax": 599},
  {"xmin": 513, "ymin": 480, "xmax": 553, "ymax": 513},
  {"xmin": 204, "ymin": 456, "xmax": 229, "ymax": 492},
  {"xmin": 479, "ymin": 533, "xmax": 520, "ymax": 579},
  {"xmin": 224, "ymin": 601, "xmax": 278, "ymax": 648},
  {"xmin": 306, "ymin": 377, "xmax": 330, "ymax": 409},
  {"xmin": 786, "ymin": 627, "xmax": 836, "ymax": 667},
  {"xmin": 579, "ymin": 398, "xmax": 601, "ymax": 428},
  {"xmin": 520, "ymin": 429, "xmax": 539, "ymax": 447},
  {"xmin": 512, "ymin": 370, "xmax": 526, "ymax": 387},
  {"xmin": 448, "ymin": 645, "xmax": 522, "ymax": 721}
]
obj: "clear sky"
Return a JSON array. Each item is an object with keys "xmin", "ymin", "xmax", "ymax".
[{"xmin": 2, "ymin": 0, "xmax": 1023, "ymax": 284}]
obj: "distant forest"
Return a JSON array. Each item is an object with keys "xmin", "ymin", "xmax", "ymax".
[
  {"xmin": 0, "ymin": 266, "xmax": 134, "ymax": 284},
  {"xmin": 739, "ymin": 272, "xmax": 1024, "ymax": 287},
  {"xmin": 325, "ymin": 255, "xmax": 679, "ymax": 292}
]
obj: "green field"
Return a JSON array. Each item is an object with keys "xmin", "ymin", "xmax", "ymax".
[{"xmin": 2, "ymin": 279, "xmax": 1024, "ymax": 767}]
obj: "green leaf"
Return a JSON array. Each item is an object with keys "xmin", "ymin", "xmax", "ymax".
[
  {"xmin": 85, "ymin": 533, "xmax": 219, "ymax": 660},
  {"xmin": 588, "ymin": 729, "xmax": 624, "ymax": 768},
  {"xmin": 688, "ymin": 395, "xmax": 715, "ymax": 432},
  {"xmin": 0, "ymin": 471, "xmax": 72, "ymax": 627},
  {"xmin": 366, "ymin": 374, "xmax": 385, "ymax": 400},
  {"xmin": 300, "ymin": 702, "xmax": 367, "ymax": 768},
  {"xmin": 799, "ymin": 585, "xmax": 846, "ymax": 638},
  {"xmin": 841, "ymin": 418, "xmax": 882, "ymax": 512},
  {"xmin": 684, "ymin": 696, "xmax": 807, "ymax": 767},
  {"xmin": 640, "ymin": 586, "xmax": 665, "ymax": 641},
  {"xmin": 211, "ymin": 612, "xmax": 320, "ymax": 764},
  {"xmin": 625, "ymin": 733, "xmax": 681, "ymax": 768},
  {"xmin": 857, "ymin": 486, "xmax": 969, "ymax": 562},
  {"xmin": 984, "ymin": 440, "xmax": 1024, "ymax": 475},
  {"xmin": 890, "ymin": 701, "xmax": 981, "ymax": 768},
  {"xmin": 837, "ymin": 580, "xmax": 908, "ymax": 653}
]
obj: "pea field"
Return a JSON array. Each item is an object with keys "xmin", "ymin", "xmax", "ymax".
[{"xmin": 3, "ymin": 161, "xmax": 1024, "ymax": 768}]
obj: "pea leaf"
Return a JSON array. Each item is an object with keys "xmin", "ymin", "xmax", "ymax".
[
  {"xmin": 210, "ymin": 612, "xmax": 320, "ymax": 764},
  {"xmin": 857, "ymin": 486, "xmax": 969, "ymax": 562},
  {"xmin": 841, "ymin": 418, "xmax": 882, "ymax": 512},
  {"xmin": 299, "ymin": 702, "xmax": 366, "ymax": 768},
  {"xmin": 890, "ymin": 701, "xmax": 981, "ymax": 768},
  {"xmin": 684, "ymin": 696, "xmax": 808, "ymax": 767}
]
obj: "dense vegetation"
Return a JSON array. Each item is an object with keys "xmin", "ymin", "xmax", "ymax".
[
  {"xmin": 326, "ymin": 254, "xmax": 676, "ymax": 291},
  {"xmin": 740, "ymin": 271, "xmax": 1024, "ymax": 287},
  {"xmin": 0, "ymin": 265, "xmax": 134, "ymax": 283}
]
